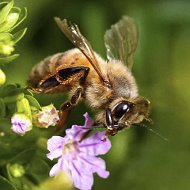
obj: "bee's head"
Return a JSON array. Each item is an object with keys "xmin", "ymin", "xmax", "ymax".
[{"xmin": 105, "ymin": 97, "xmax": 150, "ymax": 136}]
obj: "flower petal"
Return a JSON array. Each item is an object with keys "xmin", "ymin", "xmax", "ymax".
[
  {"xmin": 47, "ymin": 113, "xmax": 111, "ymax": 190},
  {"xmin": 79, "ymin": 132, "xmax": 111, "ymax": 156},
  {"xmin": 11, "ymin": 113, "xmax": 32, "ymax": 135},
  {"xmin": 70, "ymin": 161, "xmax": 93, "ymax": 190},
  {"xmin": 79, "ymin": 155, "xmax": 109, "ymax": 178},
  {"xmin": 65, "ymin": 112, "xmax": 94, "ymax": 141},
  {"xmin": 83, "ymin": 112, "xmax": 94, "ymax": 129},
  {"xmin": 47, "ymin": 136, "xmax": 67, "ymax": 160},
  {"xmin": 65, "ymin": 125, "xmax": 85, "ymax": 141},
  {"xmin": 49, "ymin": 158, "xmax": 62, "ymax": 177},
  {"xmin": 49, "ymin": 157, "xmax": 70, "ymax": 177}
]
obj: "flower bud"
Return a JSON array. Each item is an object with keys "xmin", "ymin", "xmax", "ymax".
[
  {"xmin": 8, "ymin": 163, "xmax": 25, "ymax": 178},
  {"xmin": 33, "ymin": 104, "xmax": 59, "ymax": 128},
  {"xmin": 11, "ymin": 113, "xmax": 32, "ymax": 135},
  {"xmin": 16, "ymin": 97, "xmax": 32, "ymax": 120},
  {"xmin": 0, "ymin": 69, "xmax": 6, "ymax": 86},
  {"xmin": 0, "ymin": 41, "xmax": 14, "ymax": 55}
]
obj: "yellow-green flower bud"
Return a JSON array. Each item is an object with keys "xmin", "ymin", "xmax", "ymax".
[
  {"xmin": 0, "ymin": 69, "xmax": 6, "ymax": 86},
  {"xmin": 0, "ymin": 41, "xmax": 14, "ymax": 55},
  {"xmin": 8, "ymin": 163, "xmax": 25, "ymax": 178},
  {"xmin": 16, "ymin": 97, "xmax": 32, "ymax": 120}
]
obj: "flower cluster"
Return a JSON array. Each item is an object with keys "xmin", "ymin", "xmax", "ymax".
[
  {"xmin": 10, "ymin": 103, "xmax": 59, "ymax": 135},
  {"xmin": 47, "ymin": 113, "xmax": 111, "ymax": 190},
  {"xmin": 0, "ymin": 0, "xmax": 27, "ymax": 61},
  {"xmin": 0, "ymin": 0, "xmax": 27, "ymax": 85},
  {"xmin": 0, "ymin": 2, "xmax": 112, "ymax": 190}
]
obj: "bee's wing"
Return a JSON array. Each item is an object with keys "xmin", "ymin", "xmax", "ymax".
[
  {"xmin": 104, "ymin": 16, "xmax": 138, "ymax": 70},
  {"xmin": 54, "ymin": 17, "xmax": 110, "ymax": 87}
]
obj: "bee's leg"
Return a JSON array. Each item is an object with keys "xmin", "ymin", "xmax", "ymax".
[
  {"xmin": 56, "ymin": 67, "xmax": 90, "ymax": 130},
  {"xmin": 56, "ymin": 87, "xmax": 82, "ymax": 130}
]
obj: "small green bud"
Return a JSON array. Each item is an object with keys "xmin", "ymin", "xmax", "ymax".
[
  {"xmin": 9, "ymin": 163, "xmax": 25, "ymax": 178},
  {"xmin": 16, "ymin": 97, "xmax": 32, "ymax": 120},
  {"xmin": 0, "ymin": 40, "xmax": 15, "ymax": 55},
  {"xmin": 0, "ymin": 68, "xmax": 6, "ymax": 86}
]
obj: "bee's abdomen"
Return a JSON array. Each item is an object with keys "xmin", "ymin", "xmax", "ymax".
[
  {"xmin": 28, "ymin": 53, "xmax": 65, "ymax": 88},
  {"xmin": 28, "ymin": 48, "xmax": 91, "ymax": 89}
]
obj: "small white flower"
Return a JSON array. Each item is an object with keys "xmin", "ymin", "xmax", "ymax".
[{"xmin": 33, "ymin": 104, "xmax": 59, "ymax": 128}]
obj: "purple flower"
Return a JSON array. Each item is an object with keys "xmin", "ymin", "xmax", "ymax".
[
  {"xmin": 47, "ymin": 113, "xmax": 111, "ymax": 190},
  {"xmin": 11, "ymin": 113, "xmax": 32, "ymax": 135}
]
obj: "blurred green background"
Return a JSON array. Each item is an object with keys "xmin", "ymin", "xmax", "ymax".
[{"xmin": 5, "ymin": 0, "xmax": 190, "ymax": 189}]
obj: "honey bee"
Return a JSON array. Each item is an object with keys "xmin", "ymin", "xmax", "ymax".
[{"xmin": 28, "ymin": 16, "xmax": 150, "ymax": 137}]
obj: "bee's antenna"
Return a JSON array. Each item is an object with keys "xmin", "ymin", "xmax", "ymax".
[{"xmin": 133, "ymin": 123, "xmax": 168, "ymax": 141}]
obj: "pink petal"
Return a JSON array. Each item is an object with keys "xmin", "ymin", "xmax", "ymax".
[
  {"xmin": 65, "ymin": 125, "xmax": 86, "ymax": 141},
  {"xmin": 47, "ymin": 149, "xmax": 62, "ymax": 160},
  {"xmin": 83, "ymin": 112, "xmax": 94, "ymax": 129},
  {"xmin": 47, "ymin": 136, "xmax": 66, "ymax": 151},
  {"xmin": 47, "ymin": 136, "xmax": 66, "ymax": 160},
  {"xmin": 49, "ymin": 158, "xmax": 62, "ymax": 177},
  {"xmin": 70, "ymin": 161, "xmax": 94, "ymax": 190},
  {"xmin": 79, "ymin": 155, "xmax": 110, "ymax": 178},
  {"xmin": 79, "ymin": 132, "xmax": 111, "ymax": 156},
  {"xmin": 65, "ymin": 112, "xmax": 94, "ymax": 141},
  {"xmin": 49, "ymin": 157, "xmax": 70, "ymax": 177}
]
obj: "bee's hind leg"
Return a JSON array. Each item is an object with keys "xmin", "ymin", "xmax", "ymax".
[
  {"xmin": 56, "ymin": 87, "xmax": 82, "ymax": 131},
  {"xmin": 56, "ymin": 66, "xmax": 89, "ymax": 131}
]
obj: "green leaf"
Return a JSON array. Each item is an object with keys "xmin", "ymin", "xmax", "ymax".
[
  {"xmin": 0, "ymin": 32, "xmax": 13, "ymax": 41},
  {"xmin": 0, "ymin": 84, "xmax": 26, "ymax": 97},
  {"xmin": 0, "ymin": 0, "xmax": 14, "ymax": 25},
  {"xmin": 0, "ymin": 176, "xmax": 17, "ymax": 190},
  {"xmin": 25, "ymin": 89, "xmax": 33, "ymax": 96},
  {"xmin": 10, "ymin": 148, "xmax": 36, "ymax": 165},
  {"xmin": 25, "ymin": 95, "xmax": 41, "ymax": 110},
  {"xmin": 9, "ymin": 7, "xmax": 27, "ymax": 32},
  {"xmin": 0, "ymin": 9, "xmax": 20, "ymax": 32},
  {"xmin": 26, "ymin": 159, "xmax": 50, "ymax": 184},
  {"xmin": 3, "ymin": 93, "xmax": 24, "ymax": 104},
  {"xmin": 0, "ymin": 98, "xmax": 6, "ymax": 118},
  {"xmin": 0, "ymin": 5, "xmax": 27, "ymax": 33},
  {"xmin": 13, "ymin": 28, "xmax": 27, "ymax": 43},
  {"xmin": 0, "ymin": 83, "xmax": 18, "ymax": 96},
  {"xmin": 0, "ymin": 54, "xmax": 19, "ymax": 66}
]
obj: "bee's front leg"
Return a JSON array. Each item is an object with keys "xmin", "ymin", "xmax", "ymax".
[{"xmin": 56, "ymin": 87, "xmax": 82, "ymax": 130}]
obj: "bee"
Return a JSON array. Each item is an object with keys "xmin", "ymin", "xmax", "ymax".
[{"xmin": 28, "ymin": 16, "xmax": 150, "ymax": 137}]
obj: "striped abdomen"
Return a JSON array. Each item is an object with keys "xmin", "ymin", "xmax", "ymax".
[{"xmin": 28, "ymin": 48, "xmax": 93, "ymax": 92}]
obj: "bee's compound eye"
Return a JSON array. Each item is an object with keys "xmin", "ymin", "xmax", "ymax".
[
  {"xmin": 113, "ymin": 102, "xmax": 130, "ymax": 119},
  {"xmin": 40, "ymin": 76, "xmax": 60, "ymax": 88}
]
